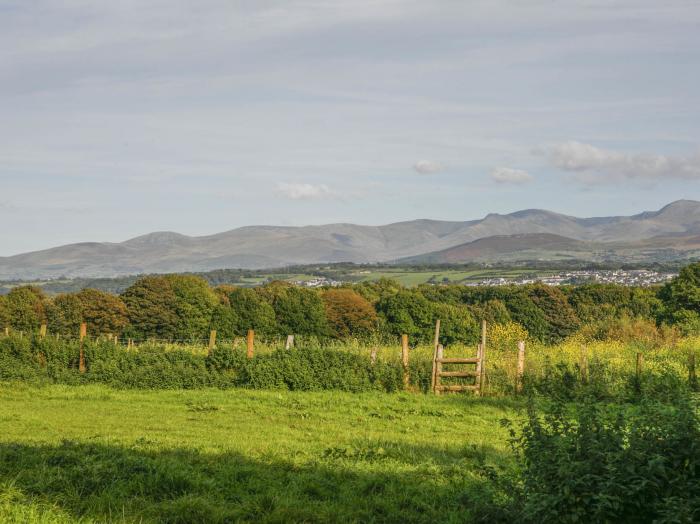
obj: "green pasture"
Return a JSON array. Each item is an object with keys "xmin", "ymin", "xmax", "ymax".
[{"xmin": 0, "ymin": 384, "xmax": 518, "ymax": 523}]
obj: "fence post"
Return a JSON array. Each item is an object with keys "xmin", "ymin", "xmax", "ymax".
[
  {"xmin": 435, "ymin": 344, "xmax": 444, "ymax": 395},
  {"xmin": 208, "ymin": 330, "xmax": 217, "ymax": 353},
  {"xmin": 579, "ymin": 345, "xmax": 589, "ymax": 384},
  {"xmin": 285, "ymin": 335, "xmax": 294, "ymax": 350},
  {"xmin": 40, "ymin": 324, "xmax": 47, "ymax": 338},
  {"xmin": 479, "ymin": 320, "xmax": 487, "ymax": 396},
  {"xmin": 79, "ymin": 323, "xmax": 87, "ymax": 373},
  {"xmin": 689, "ymin": 353, "xmax": 697, "ymax": 391},
  {"xmin": 430, "ymin": 319, "xmax": 441, "ymax": 392},
  {"xmin": 246, "ymin": 329, "xmax": 255, "ymax": 359},
  {"xmin": 401, "ymin": 334, "xmax": 410, "ymax": 390},
  {"xmin": 516, "ymin": 341, "xmax": 525, "ymax": 394},
  {"xmin": 4, "ymin": 327, "xmax": 8, "ymax": 337},
  {"xmin": 370, "ymin": 346, "xmax": 378, "ymax": 365}
]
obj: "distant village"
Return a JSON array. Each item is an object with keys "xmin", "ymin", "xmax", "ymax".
[
  {"xmin": 464, "ymin": 269, "xmax": 678, "ymax": 287},
  {"xmin": 292, "ymin": 269, "xmax": 678, "ymax": 289}
]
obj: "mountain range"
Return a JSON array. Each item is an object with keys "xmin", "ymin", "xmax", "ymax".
[{"xmin": 2, "ymin": 200, "xmax": 700, "ymax": 279}]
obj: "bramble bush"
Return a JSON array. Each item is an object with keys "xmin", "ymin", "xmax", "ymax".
[{"xmin": 492, "ymin": 392, "xmax": 700, "ymax": 523}]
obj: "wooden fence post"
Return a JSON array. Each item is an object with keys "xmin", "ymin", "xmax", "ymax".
[
  {"xmin": 39, "ymin": 324, "xmax": 47, "ymax": 338},
  {"xmin": 579, "ymin": 345, "xmax": 589, "ymax": 384},
  {"xmin": 434, "ymin": 344, "xmax": 444, "ymax": 395},
  {"xmin": 285, "ymin": 335, "xmax": 294, "ymax": 350},
  {"xmin": 430, "ymin": 319, "xmax": 441, "ymax": 392},
  {"xmin": 689, "ymin": 353, "xmax": 697, "ymax": 390},
  {"xmin": 516, "ymin": 340, "xmax": 525, "ymax": 394},
  {"xmin": 4, "ymin": 327, "xmax": 8, "ymax": 337},
  {"xmin": 479, "ymin": 320, "xmax": 487, "ymax": 396},
  {"xmin": 370, "ymin": 346, "xmax": 378, "ymax": 365},
  {"xmin": 246, "ymin": 329, "xmax": 255, "ymax": 359},
  {"xmin": 79, "ymin": 323, "xmax": 87, "ymax": 373},
  {"xmin": 401, "ymin": 334, "xmax": 410, "ymax": 389},
  {"xmin": 208, "ymin": 330, "xmax": 217, "ymax": 353}
]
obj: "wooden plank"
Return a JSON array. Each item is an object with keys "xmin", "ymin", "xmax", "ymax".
[
  {"xmin": 437, "ymin": 357, "xmax": 479, "ymax": 364},
  {"xmin": 516, "ymin": 340, "xmax": 525, "ymax": 394},
  {"xmin": 434, "ymin": 344, "xmax": 444, "ymax": 395},
  {"xmin": 430, "ymin": 319, "xmax": 441, "ymax": 392},
  {"xmin": 246, "ymin": 329, "xmax": 255, "ymax": 359},
  {"xmin": 438, "ymin": 371, "xmax": 478, "ymax": 378},
  {"xmin": 479, "ymin": 320, "xmax": 487, "ymax": 396},
  {"xmin": 401, "ymin": 334, "xmax": 409, "ymax": 389},
  {"xmin": 436, "ymin": 385, "xmax": 479, "ymax": 392}
]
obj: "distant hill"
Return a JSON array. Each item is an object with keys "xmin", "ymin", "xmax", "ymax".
[{"xmin": 2, "ymin": 200, "xmax": 700, "ymax": 279}]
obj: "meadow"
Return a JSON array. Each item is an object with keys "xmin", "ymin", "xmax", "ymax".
[{"xmin": 0, "ymin": 384, "xmax": 517, "ymax": 523}]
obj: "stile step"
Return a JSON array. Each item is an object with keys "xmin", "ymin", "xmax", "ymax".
[
  {"xmin": 438, "ymin": 371, "xmax": 478, "ymax": 378},
  {"xmin": 436, "ymin": 358, "xmax": 479, "ymax": 364},
  {"xmin": 435, "ymin": 385, "xmax": 479, "ymax": 392}
]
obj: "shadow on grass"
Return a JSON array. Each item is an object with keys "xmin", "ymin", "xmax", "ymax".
[{"xmin": 0, "ymin": 440, "xmax": 512, "ymax": 523}]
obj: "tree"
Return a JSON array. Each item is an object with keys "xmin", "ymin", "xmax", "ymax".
[
  {"xmin": 46, "ymin": 294, "xmax": 83, "ymax": 336},
  {"xmin": 431, "ymin": 302, "xmax": 479, "ymax": 345},
  {"xmin": 659, "ymin": 263, "xmax": 700, "ymax": 331},
  {"xmin": 5, "ymin": 286, "xmax": 46, "ymax": 333},
  {"xmin": 163, "ymin": 275, "xmax": 219, "ymax": 340},
  {"xmin": 0, "ymin": 295, "xmax": 9, "ymax": 329},
  {"xmin": 376, "ymin": 290, "xmax": 434, "ymax": 342},
  {"xmin": 322, "ymin": 288, "xmax": 377, "ymax": 338},
  {"xmin": 209, "ymin": 304, "xmax": 240, "ymax": 339},
  {"xmin": 526, "ymin": 285, "xmax": 580, "ymax": 343},
  {"xmin": 269, "ymin": 286, "xmax": 329, "ymax": 337},
  {"xmin": 76, "ymin": 288, "xmax": 129, "ymax": 336},
  {"xmin": 121, "ymin": 276, "xmax": 179, "ymax": 340},
  {"xmin": 228, "ymin": 288, "xmax": 277, "ymax": 337}
]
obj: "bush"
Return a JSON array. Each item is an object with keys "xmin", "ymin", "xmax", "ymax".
[
  {"xmin": 322, "ymin": 288, "xmax": 377, "ymax": 339},
  {"xmin": 505, "ymin": 394, "xmax": 700, "ymax": 523}
]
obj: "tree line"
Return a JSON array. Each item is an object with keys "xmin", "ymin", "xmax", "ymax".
[{"xmin": 1, "ymin": 263, "xmax": 699, "ymax": 344}]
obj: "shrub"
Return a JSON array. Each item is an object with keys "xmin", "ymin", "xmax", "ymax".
[
  {"xmin": 506, "ymin": 395, "xmax": 700, "ymax": 523},
  {"xmin": 322, "ymin": 288, "xmax": 377, "ymax": 339},
  {"xmin": 121, "ymin": 277, "xmax": 179, "ymax": 340}
]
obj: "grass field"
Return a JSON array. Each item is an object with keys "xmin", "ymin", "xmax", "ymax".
[{"xmin": 0, "ymin": 383, "xmax": 520, "ymax": 523}]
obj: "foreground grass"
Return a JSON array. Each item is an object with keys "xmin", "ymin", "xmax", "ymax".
[{"xmin": 0, "ymin": 383, "xmax": 520, "ymax": 523}]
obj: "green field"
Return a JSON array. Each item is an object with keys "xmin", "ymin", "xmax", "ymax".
[{"xmin": 0, "ymin": 384, "xmax": 518, "ymax": 523}]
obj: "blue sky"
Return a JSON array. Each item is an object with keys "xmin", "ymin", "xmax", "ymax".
[{"xmin": 1, "ymin": 0, "xmax": 699, "ymax": 255}]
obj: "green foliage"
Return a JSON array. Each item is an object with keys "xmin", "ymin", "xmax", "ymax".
[
  {"xmin": 4, "ymin": 286, "xmax": 45, "ymax": 333},
  {"xmin": 46, "ymin": 294, "xmax": 83, "ymax": 337},
  {"xmin": 267, "ymin": 286, "xmax": 330, "ymax": 338},
  {"xmin": 322, "ymin": 288, "xmax": 377, "ymax": 339},
  {"xmin": 163, "ymin": 274, "xmax": 219, "ymax": 340},
  {"xmin": 376, "ymin": 290, "xmax": 435, "ymax": 342},
  {"xmin": 505, "ymin": 395, "xmax": 700, "ymax": 523},
  {"xmin": 0, "ymin": 295, "xmax": 9, "ymax": 329},
  {"xmin": 228, "ymin": 288, "xmax": 277, "ymax": 337},
  {"xmin": 660, "ymin": 262, "xmax": 700, "ymax": 333},
  {"xmin": 526, "ymin": 285, "xmax": 580, "ymax": 344},
  {"xmin": 121, "ymin": 276, "xmax": 179, "ymax": 340},
  {"xmin": 76, "ymin": 288, "xmax": 129, "ymax": 336},
  {"xmin": 431, "ymin": 302, "xmax": 479, "ymax": 345},
  {"xmin": 209, "ymin": 304, "xmax": 240, "ymax": 339}
]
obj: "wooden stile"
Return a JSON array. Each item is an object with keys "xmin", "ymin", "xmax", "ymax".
[
  {"xmin": 401, "ymin": 334, "xmax": 410, "ymax": 389},
  {"xmin": 78, "ymin": 323, "xmax": 87, "ymax": 374},
  {"xmin": 246, "ymin": 329, "xmax": 255, "ymax": 359},
  {"xmin": 516, "ymin": 341, "xmax": 526, "ymax": 394},
  {"xmin": 430, "ymin": 319, "xmax": 441, "ymax": 392},
  {"xmin": 479, "ymin": 320, "xmax": 487, "ymax": 396}
]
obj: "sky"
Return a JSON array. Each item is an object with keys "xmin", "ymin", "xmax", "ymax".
[{"xmin": 1, "ymin": 0, "xmax": 700, "ymax": 256}]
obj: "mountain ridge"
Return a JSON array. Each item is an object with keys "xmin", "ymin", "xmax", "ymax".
[{"xmin": 2, "ymin": 200, "xmax": 700, "ymax": 279}]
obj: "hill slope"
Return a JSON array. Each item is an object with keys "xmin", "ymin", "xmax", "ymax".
[{"xmin": 2, "ymin": 200, "xmax": 700, "ymax": 279}]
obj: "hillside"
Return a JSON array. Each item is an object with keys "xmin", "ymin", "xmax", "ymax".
[{"xmin": 1, "ymin": 200, "xmax": 700, "ymax": 279}]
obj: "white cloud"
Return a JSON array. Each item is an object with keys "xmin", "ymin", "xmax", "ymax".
[
  {"xmin": 544, "ymin": 141, "xmax": 700, "ymax": 184},
  {"xmin": 275, "ymin": 182, "xmax": 336, "ymax": 200},
  {"xmin": 414, "ymin": 160, "xmax": 445, "ymax": 174},
  {"xmin": 490, "ymin": 167, "xmax": 533, "ymax": 184}
]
